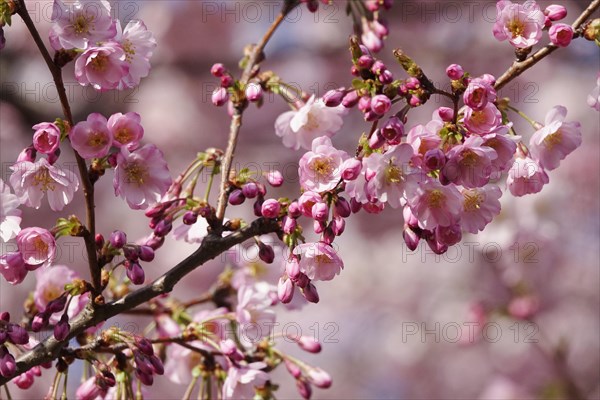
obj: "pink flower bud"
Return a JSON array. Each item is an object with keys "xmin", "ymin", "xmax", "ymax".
[
  {"xmin": 311, "ymin": 202, "xmax": 329, "ymax": 222},
  {"xmin": 135, "ymin": 369, "xmax": 154, "ymax": 386},
  {"xmin": 228, "ymin": 189, "xmax": 245, "ymax": 205},
  {"xmin": 405, "ymin": 77, "xmax": 420, "ymax": 90},
  {"xmin": 0, "ymin": 351, "xmax": 16, "ymax": 378},
  {"xmin": 288, "ymin": 201, "xmax": 302, "ymax": 218},
  {"xmin": 294, "ymin": 272, "xmax": 310, "ymax": 288},
  {"xmin": 283, "ymin": 216, "xmax": 297, "ymax": 234},
  {"xmin": 183, "ymin": 211, "xmax": 198, "ymax": 225},
  {"xmin": 253, "ymin": 198, "xmax": 264, "ymax": 217},
  {"xmin": 278, "ymin": 277, "xmax": 294, "ymax": 304},
  {"xmin": 0, "ymin": 313, "xmax": 8, "ymax": 322},
  {"xmin": 341, "ymin": 158, "xmax": 362, "ymax": 181},
  {"xmin": 371, "ymin": 60, "xmax": 386, "ymax": 74},
  {"xmin": 14, "ymin": 370, "xmax": 35, "ymax": 389},
  {"xmin": 423, "ymin": 148, "xmax": 446, "ymax": 171},
  {"xmin": 135, "ymin": 337, "xmax": 154, "ymax": 356},
  {"xmin": 322, "ymin": 226, "xmax": 335, "ymax": 244},
  {"xmin": 380, "ymin": 116, "xmax": 404, "ymax": 142},
  {"xmin": 379, "ymin": 69, "xmax": 394, "ymax": 84},
  {"xmin": 75, "ymin": 377, "xmax": 102, "ymax": 400},
  {"xmin": 138, "ymin": 245, "xmax": 155, "ymax": 262},
  {"xmin": 95, "ymin": 233, "xmax": 105, "ymax": 247},
  {"xmin": 370, "ymin": 94, "xmax": 391, "ymax": 115},
  {"xmin": 242, "ymin": 182, "xmax": 259, "ymax": 199},
  {"xmin": 286, "ymin": 257, "xmax": 301, "ymax": 279},
  {"xmin": 446, "ymin": 64, "xmax": 464, "ymax": 80},
  {"xmin": 261, "ymin": 199, "xmax": 281, "ymax": 219},
  {"xmin": 425, "ymin": 235, "xmax": 448, "ymax": 255},
  {"xmin": 357, "ymin": 55, "xmax": 374, "ymax": 69},
  {"xmin": 220, "ymin": 75, "xmax": 234, "ymax": 88},
  {"xmin": 245, "ymin": 82, "xmax": 263, "ymax": 102},
  {"xmin": 31, "ymin": 313, "xmax": 48, "ymax": 332},
  {"xmin": 126, "ymin": 261, "xmax": 145, "ymax": 285},
  {"xmin": 549, "ymin": 23, "xmax": 573, "ymax": 47},
  {"xmin": 342, "ymin": 90, "xmax": 360, "ymax": 108},
  {"xmin": 332, "ymin": 216, "xmax": 345, "ymax": 236},
  {"xmin": 302, "ymin": 283, "xmax": 320, "ymax": 303},
  {"xmin": 350, "ymin": 198, "xmax": 362, "ymax": 213},
  {"xmin": 409, "ymin": 95, "xmax": 421, "ymax": 107},
  {"xmin": 437, "ymin": 107, "xmax": 454, "ymax": 122},
  {"xmin": 32, "ymin": 122, "xmax": 61, "ymax": 154},
  {"xmin": 153, "ymin": 220, "xmax": 172, "ymax": 237},
  {"xmin": 134, "ymin": 353, "xmax": 154, "ymax": 375},
  {"xmin": 17, "ymin": 146, "xmax": 37, "ymax": 162},
  {"xmin": 307, "ymin": 367, "xmax": 332, "ymax": 388},
  {"xmin": 297, "ymin": 336, "xmax": 321, "ymax": 353},
  {"xmin": 145, "ymin": 235, "xmax": 164, "ymax": 250},
  {"xmin": 313, "ymin": 220, "xmax": 325, "ymax": 234},
  {"xmin": 109, "ymin": 230, "xmax": 127, "ymax": 249},
  {"xmin": 296, "ymin": 379, "xmax": 312, "ymax": 399},
  {"xmin": 267, "ymin": 170, "xmax": 284, "ymax": 187},
  {"xmin": 285, "ymin": 359, "xmax": 302, "ymax": 379},
  {"xmin": 298, "ymin": 191, "xmax": 322, "ymax": 217},
  {"xmin": 403, "ymin": 206, "xmax": 419, "ymax": 229},
  {"xmin": 258, "ymin": 243, "xmax": 275, "ymax": 264},
  {"xmin": 334, "ymin": 197, "xmax": 351, "ymax": 218},
  {"xmin": 508, "ymin": 295, "xmax": 539, "ymax": 319},
  {"xmin": 7, "ymin": 324, "xmax": 29, "ymax": 345},
  {"xmin": 403, "ymin": 227, "xmax": 420, "ymax": 251},
  {"xmin": 435, "ymin": 223, "xmax": 462, "ymax": 247},
  {"xmin": 545, "ymin": 4, "xmax": 567, "ymax": 21},
  {"xmin": 212, "ymin": 87, "xmax": 229, "ymax": 106},
  {"xmin": 220, "ymin": 339, "xmax": 244, "ymax": 361},
  {"xmin": 210, "ymin": 63, "xmax": 226, "ymax": 77},
  {"xmin": 323, "ymin": 89, "xmax": 345, "ymax": 107},
  {"xmin": 53, "ymin": 315, "xmax": 70, "ymax": 341},
  {"xmin": 368, "ymin": 130, "xmax": 385, "ymax": 149}
]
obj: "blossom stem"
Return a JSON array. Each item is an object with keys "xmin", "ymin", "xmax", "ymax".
[
  {"xmin": 3, "ymin": 385, "xmax": 12, "ymax": 400},
  {"xmin": 215, "ymin": 4, "xmax": 297, "ymax": 224},
  {"xmin": 495, "ymin": 0, "xmax": 600, "ymax": 90},
  {"xmin": 204, "ymin": 169, "xmax": 216, "ymax": 203},
  {"xmin": 506, "ymin": 105, "xmax": 538, "ymax": 128},
  {"xmin": 182, "ymin": 375, "xmax": 199, "ymax": 400},
  {"xmin": 16, "ymin": 0, "xmax": 100, "ymax": 292}
]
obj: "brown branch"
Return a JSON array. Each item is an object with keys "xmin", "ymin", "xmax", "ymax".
[
  {"xmin": 495, "ymin": 0, "xmax": 600, "ymax": 91},
  {"xmin": 214, "ymin": 3, "xmax": 297, "ymax": 223},
  {"xmin": 16, "ymin": 0, "xmax": 100, "ymax": 291},
  {"xmin": 0, "ymin": 218, "xmax": 280, "ymax": 385}
]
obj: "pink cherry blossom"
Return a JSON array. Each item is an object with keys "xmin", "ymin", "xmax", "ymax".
[
  {"xmin": 293, "ymin": 242, "xmax": 344, "ymax": 282},
  {"xmin": 463, "ymin": 77, "xmax": 497, "ymax": 111},
  {"xmin": 10, "ymin": 157, "xmax": 79, "ymax": 211},
  {"xmin": 506, "ymin": 156, "xmax": 549, "ymax": 196},
  {"xmin": 173, "ymin": 216, "xmax": 209, "ymax": 244},
  {"xmin": 74, "ymin": 377, "xmax": 105, "ymax": 400},
  {"xmin": 493, "ymin": 0, "xmax": 545, "ymax": 49},
  {"xmin": 114, "ymin": 20, "xmax": 157, "ymax": 89},
  {"xmin": 49, "ymin": 0, "xmax": 116, "ymax": 50},
  {"xmin": 1, "ymin": 179, "xmax": 22, "ymax": 242},
  {"xmin": 32, "ymin": 122, "xmax": 61, "ymax": 155},
  {"xmin": 275, "ymin": 95, "xmax": 346, "ymax": 150},
  {"xmin": 236, "ymin": 282, "xmax": 276, "ymax": 339},
  {"xmin": 443, "ymin": 136, "xmax": 497, "ymax": 188},
  {"xmin": 16, "ymin": 227, "xmax": 56, "ymax": 268},
  {"xmin": 587, "ymin": 73, "xmax": 599, "ymax": 111},
  {"xmin": 107, "ymin": 112, "xmax": 144, "ymax": 149},
  {"xmin": 299, "ymin": 136, "xmax": 348, "ymax": 193},
  {"xmin": 548, "ymin": 23, "xmax": 573, "ymax": 47},
  {"xmin": 70, "ymin": 113, "xmax": 112, "ymax": 159},
  {"xmin": 0, "ymin": 252, "xmax": 27, "ymax": 285},
  {"xmin": 460, "ymin": 185, "xmax": 502, "ymax": 233},
  {"xmin": 482, "ymin": 128, "xmax": 518, "ymax": 172},
  {"xmin": 529, "ymin": 106, "xmax": 582, "ymax": 170},
  {"xmin": 114, "ymin": 144, "xmax": 172, "ymax": 210},
  {"xmin": 74, "ymin": 42, "xmax": 129, "ymax": 91},
  {"xmin": 364, "ymin": 143, "xmax": 416, "ymax": 208},
  {"xmin": 406, "ymin": 120, "xmax": 443, "ymax": 167},
  {"xmin": 222, "ymin": 362, "xmax": 270, "ymax": 400},
  {"xmin": 34, "ymin": 265, "xmax": 88, "ymax": 324},
  {"xmin": 463, "ymin": 103, "xmax": 503, "ymax": 136},
  {"xmin": 407, "ymin": 179, "xmax": 463, "ymax": 230}
]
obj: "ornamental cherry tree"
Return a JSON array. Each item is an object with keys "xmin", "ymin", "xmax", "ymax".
[{"xmin": 0, "ymin": 0, "xmax": 599, "ymax": 399}]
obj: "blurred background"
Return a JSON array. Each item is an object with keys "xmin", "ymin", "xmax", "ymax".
[{"xmin": 1, "ymin": 0, "xmax": 599, "ymax": 398}]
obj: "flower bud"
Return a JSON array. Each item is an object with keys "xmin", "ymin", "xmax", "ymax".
[
  {"xmin": 370, "ymin": 95, "xmax": 392, "ymax": 115},
  {"xmin": 332, "ymin": 216, "xmax": 345, "ymax": 236},
  {"xmin": 283, "ymin": 216, "xmax": 297, "ymax": 234},
  {"xmin": 358, "ymin": 96, "xmax": 371, "ymax": 112},
  {"xmin": 435, "ymin": 223, "xmax": 462, "ymax": 247},
  {"xmin": 322, "ymin": 226, "xmax": 335, "ymax": 244},
  {"xmin": 357, "ymin": 55, "xmax": 374, "ymax": 69},
  {"xmin": 446, "ymin": 64, "xmax": 464, "ymax": 80},
  {"xmin": 334, "ymin": 197, "xmax": 351, "ymax": 218},
  {"xmin": 32, "ymin": 122, "xmax": 61, "ymax": 154},
  {"xmin": 220, "ymin": 74, "xmax": 234, "ymax": 88},
  {"xmin": 75, "ymin": 377, "xmax": 101, "ymax": 400},
  {"xmin": 302, "ymin": 283, "xmax": 320, "ymax": 303},
  {"xmin": 296, "ymin": 379, "xmax": 312, "ymax": 399},
  {"xmin": 126, "ymin": 261, "xmax": 145, "ymax": 285},
  {"xmin": 297, "ymin": 336, "xmax": 321, "ymax": 353},
  {"xmin": 53, "ymin": 315, "xmax": 70, "ymax": 341},
  {"xmin": 135, "ymin": 337, "xmax": 154, "ymax": 356},
  {"xmin": 508, "ymin": 295, "xmax": 539, "ymax": 319},
  {"xmin": 135, "ymin": 369, "xmax": 154, "ymax": 386},
  {"xmin": 245, "ymin": 82, "xmax": 263, "ymax": 102},
  {"xmin": 288, "ymin": 201, "xmax": 302, "ymax": 218},
  {"xmin": 403, "ymin": 227, "xmax": 420, "ymax": 251},
  {"xmin": 211, "ymin": 87, "xmax": 229, "ymax": 106},
  {"xmin": 368, "ymin": 130, "xmax": 385, "ymax": 149},
  {"xmin": 220, "ymin": 339, "xmax": 244, "ymax": 362},
  {"xmin": 228, "ymin": 189, "xmax": 245, "ymax": 205},
  {"xmin": 0, "ymin": 313, "xmax": 9, "ymax": 323},
  {"xmin": 145, "ymin": 235, "xmax": 164, "ymax": 250},
  {"xmin": 380, "ymin": 116, "xmax": 404, "ymax": 142},
  {"xmin": 323, "ymin": 89, "xmax": 345, "ymax": 107},
  {"xmin": 423, "ymin": 148, "xmax": 446, "ymax": 171},
  {"xmin": 31, "ymin": 313, "xmax": 48, "ymax": 332},
  {"xmin": 405, "ymin": 77, "xmax": 420, "ymax": 90},
  {"xmin": 350, "ymin": 198, "xmax": 362, "ymax": 213},
  {"xmin": 311, "ymin": 202, "xmax": 328, "ymax": 222},
  {"xmin": 425, "ymin": 235, "xmax": 448, "ymax": 255},
  {"xmin": 261, "ymin": 199, "xmax": 281, "ymax": 219},
  {"xmin": 210, "ymin": 63, "xmax": 226, "ymax": 77},
  {"xmin": 409, "ymin": 95, "xmax": 421, "ymax": 107},
  {"xmin": 264, "ymin": 171, "xmax": 283, "ymax": 188},
  {"xmin": 181, "ymin": 211, "xmax": 196, "ymax": 225},
  {"xmin": 109, "ymin": 230, "xmax": 127, "ymax": 249},
  {"xmin": 307, "ymin": 367, "xmax": 332, "ymax": 388},
  {"xmin": 17, "ymin": 146, "xmax": 37, "ymax": 163},
  {"xmin": 371, "ymin": 60, "xmax": 386, "ymax": 75},
  {"xmin": 258, "ymin": 243, "xmax": 275, "ymax": 264},
  {"xmin": 285, "ymin": 359, "xmax": 302, "ymax": 379},
  {"xmin": 294, "ymin": 272, "xmax": 310, "ymax": 289},
  {"xmin": 545, "ymin": 5, "xmax": 567, "ymax": 21},
  {"xmin": 341, "ymin": 90, "xmax": 360, "ymax": 108},
  {"xmin": 437, "ymin": 107, "xmax": 454, "ymax": 122},
  {"xmin": 134, "ymin": 353, "xmax": 154, "ymax": 375},
  {"xmin": 153, "ymin": 220, "xmax": 172, "ymax": 237},
  {"xmin": 242, "ymin": 182, "xmax": 259, "ymax": 198},
  {"xmin": 341, "ymin": 158, "xmax": 362, "ymax": 181},
  {"xmin": 278, "ymin": 277, "xmax": 294, "ymax": 304},
  {"xmin": 94, "ymin": 233, "xmax": 105, "ymax": 247},
  {"xmin": 7, "ymin": 324, "xmax": 29, "ymax": 345},
  {"xmin": 286, "ymin": 257, "xmax": 301, "ymax": 280},
  {"xmin": 149, "ymin": 355, "xmax": 164, "ymax": 375},
  {"xmin": 0, "ymin": 352, "xmax": 16, "ymax": 378},
  {"xmin": 313, "ymin": 220, "xmax": 325, "ymax": 234},
  {"xmin": 378, "ymin": 69, "xmax": 394, "ymax": 84},
  {"xmin": 253, "ymin": 198, "xmax": 264, "ymax": 217},
  {"xmin": 549, "ymin": 23, "xmax": 573, "ymax": 47}
]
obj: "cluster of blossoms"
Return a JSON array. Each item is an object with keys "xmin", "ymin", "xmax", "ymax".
[{"xmin": 50, "ymin": 0, "xmax": 156, "ymax": 90}]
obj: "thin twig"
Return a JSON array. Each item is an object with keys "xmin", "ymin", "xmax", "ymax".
[
  {"xmin": 16, "ymin": 0, "xmax": 100, "ymax": 291},
  {"xmin": 495, "ymin": 0, "xmax": 599, "ymax": 91}
]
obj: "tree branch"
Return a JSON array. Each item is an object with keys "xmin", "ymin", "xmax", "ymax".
[
  {"xmin": 16, "ymin": 0, "xmax": 100, "ymax": 291},
  {"xmin": 0, "ymin": 218, "xmax": 280, "ymax": 385},
  {"xmin": 495, "ymin": 0, "xmax": 599, "ymax": 91}
]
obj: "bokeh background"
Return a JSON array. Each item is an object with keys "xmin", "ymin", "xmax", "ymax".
[{"xmin": 1, "ymin": 0, "xmax": 599, "ymax": 399}]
